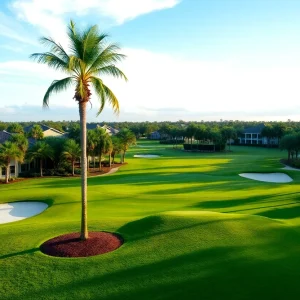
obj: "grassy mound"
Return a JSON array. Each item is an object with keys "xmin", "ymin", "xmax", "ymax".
[{"xmin": 1, "ymin": 143, "xmax": 300, "ymax": 299}]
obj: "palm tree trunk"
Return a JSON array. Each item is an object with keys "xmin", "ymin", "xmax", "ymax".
[
  {"xmin": 5, "ymin": 164, "xmax": 9, "ymax": 184},
  {"xmin": 109, "ymin": 152, "xmax": 111, "ymax": 168},
  {"xmin": 72, "ymin": 160, "xmax": 75, "ymax": 176},
  {"xmin": 112, "ymin": 151, "xmax": 115, "ymax": 164},
  {"xmin": 99, "ymin": 153, "xmax": 102, "ymax": 171},
  {"xmin": 40, "ymin": 159, "xmax": 43, "ymax": 177},
  {"xmin": 79, "ymin": 102, "xmax": 88, "ymax": 240}
]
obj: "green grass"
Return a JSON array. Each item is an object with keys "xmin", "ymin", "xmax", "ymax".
[{"xmin": 1, "ymin": 143, "xmax": 300, "ymax": 299}]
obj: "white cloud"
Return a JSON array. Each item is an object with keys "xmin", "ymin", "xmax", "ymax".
[
  {"xmin": 0, "ymin": 44, "xmax": 24, "ymax": 53},
  {"xmin": 2, "ymin": 48, "xmax": 300, "ymax": 121},
  {"xmin": 101, "ymin": 47, "xmax": 300, "ymax": 119},
  {"xmin": 11, "ymin": 0, "xmax": 180, "ymax": 45},
  {"xmin": 91, "ymin": 0, "xmax": 180, "ymax": 24},
  {"xmin": 0, "ymin": 11, "xmax": 38, "ymax": 45}
]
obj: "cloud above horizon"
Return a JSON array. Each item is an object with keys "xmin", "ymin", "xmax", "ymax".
[
  {"xmin": 10, "ymin": 0, "xmax": 180, "ymax": 44},
  {"xmin": 2, "ymin": 46, "xmax": 300, "ymax": 122}
]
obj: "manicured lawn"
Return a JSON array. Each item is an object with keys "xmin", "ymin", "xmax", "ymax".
[{"xmin": 1, "ymin": 143, "xmax": 300, "ymax": 299}]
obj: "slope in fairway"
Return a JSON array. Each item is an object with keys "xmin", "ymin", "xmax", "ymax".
[{"xmin": 1, "ymin": 144, "xmax": 300, "ymax": 300}]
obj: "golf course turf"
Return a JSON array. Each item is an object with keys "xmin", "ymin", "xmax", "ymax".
[{"xmin": 1, "ymin": 142, "xmax": 300, "ymax": 299}]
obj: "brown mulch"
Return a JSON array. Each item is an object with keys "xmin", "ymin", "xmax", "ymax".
[
  {"xmin": 0, "ymin": 163, "xmax": 125, "ymax": 184},
  {"xmin": 40, "ymin": 232, "xmax": 123, "ymax": 258}
]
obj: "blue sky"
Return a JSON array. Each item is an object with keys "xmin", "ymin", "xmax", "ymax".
[{"xmin": 1, "ymin": 0, "xmax": 300, "ymax": 122}]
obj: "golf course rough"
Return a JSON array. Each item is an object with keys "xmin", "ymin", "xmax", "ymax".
[{"xmin": 1, "ymin": 143, "xmax": 300, "ymax": 300}]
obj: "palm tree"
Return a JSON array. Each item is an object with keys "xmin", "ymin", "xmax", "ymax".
[
  {"xmin": 62, "ymin": 139, "xmax": 81, "ymax": 176},
  {"xmin": 111, "ymin": 136, "xmax": 122, "ymax": 164},
  {"xmin": 105, "ymin": 137, "xmax": 113, "ymax": 168},
  {"xmin": 117, "ymin": 129, "xmax": 136, "ymax": 163},
  {"xmin": 0, "ymin": 141, "xmax": 24, "ymax": 183},
  {"xmin": 28, "ymin": 124, "xmax": 44, "ymax": 141},
  {"xmin": 31, "ymin": 20, "xmax": 127, "ymax": 240},
  {"xmin": 26, "ymin": 142, "xmax": 54, "ymax": 177},
  {"xmin": 87, "ymin": 129, "xmax": 97, "ymax": 171},
  {"xmin": 9, "ymin": 134, "xmax": 29, "ymax": 174},
  {"xmin": 10, "ymin": 134, "xmax": 29, "ymax": 155},
  {"xmin": 94, "ymin": 128, "xmax": 111, "ymax": 171},
  {"xmin": 7, "ymin": 123, "xmax": 24, "ymax": 134}
]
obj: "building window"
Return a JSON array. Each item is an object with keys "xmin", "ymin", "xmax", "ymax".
[
  {"xmin": 10, "ymin": 166, "xmax": 15, "ymax": 174},
  {"xmin": 1, "ymin": 168, "xmax": 5, "ymax": 176}
]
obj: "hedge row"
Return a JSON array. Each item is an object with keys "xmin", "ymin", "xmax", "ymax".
[{"xmin": 183, "ymin": 144, "xmax": 225, "ymax": 152}]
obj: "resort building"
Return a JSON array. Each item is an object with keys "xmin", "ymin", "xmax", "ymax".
[
  {"xmin": 24, "ymin": 124, "xmax": 65, "ymax": 138},
  {"xmin": 86, "ymin": 123, "xmax": 119, "ymax": 135},
  {"xmin": 238, "ymin": 124, "xmax": 279, "ymax": 145}
]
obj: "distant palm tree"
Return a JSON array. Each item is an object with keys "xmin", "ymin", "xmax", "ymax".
[
  {"xmin": 28, "ymin": 124, "xmax": 44, "ymax": 141},
  {"xmin": 0, "ymin": 141, "xmax": 24, "ymax": 183},
  {"xmin": 27, "ymin": 142, "xmax": 54, "ymax": 177},
  {"xmin": 87, "ymin": 130, "xmax": 98, "ymax": 171},
  {"xmin": 62, "ymin": 139, "xmax": 81, "ymax": 176},
  {"xmin": 10, "ymin": 134, "xmax": 29, "ymax": 154},
  {"xmin": 9, "ymin": 134, "xmax": 29, "ymax": 174},
  {"xmin": 117, "ymin": 129, "xmax": 136, "ymax": 163},
  {"xmin": 105, "ymin": 137, "xmax": 113, "ymax": 168},
  {"xmin": 94, "ymin": 128, "xmax": 111, "ymax": 171},
  {"xmin": 7, "ymin": 123, "xmax": 24, "ymax": 134},
  {"xmin": 31, "ymin": 20, "xmax": 127, "ymax": 240},
  {"xmin": 111, "ymin": 136, "xmax": 122, "ymax": 164}
]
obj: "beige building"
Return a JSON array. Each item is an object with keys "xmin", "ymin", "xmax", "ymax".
[{"xmin": 24, "ymin": 124, "xmax": 65, "ymax": 138}]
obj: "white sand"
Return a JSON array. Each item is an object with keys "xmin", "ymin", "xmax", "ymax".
[
  {"xmin": 134, "ymin": 155, "xmax": 160, "ymax": 158},
  {"xmin": 282, "ymin": 165, "xmax": 300, "ymax": 171},
  {"xmin": 239, "ymin": 173, "xmax": 293, "ymax": 183},
  {"xmin": 0, "ymin": 202, "xmax": 48, "ymax": 224}
]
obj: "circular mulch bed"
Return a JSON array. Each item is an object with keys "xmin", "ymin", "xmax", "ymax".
[{"xmin": 40, "ymin": 232, "xmax": 123, "ymax": 258}]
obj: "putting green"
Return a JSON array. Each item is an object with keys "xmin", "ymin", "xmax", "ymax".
[{"xmin": 1, "ymin": 143, "xmax": 300, "ymax": 300}]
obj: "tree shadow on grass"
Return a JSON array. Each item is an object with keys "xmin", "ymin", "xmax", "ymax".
[
  {"xmin": 257, "ymin": 205, "xmax": 300, "ymax": 220},
  {"xmin": 0, "ymin": 247, "xmax": 39, "ymax": 259},
  {"xmin": 17, "ymin": 236, "xmax": 300, "ymax": 300},
  {"xmin": 190, "ymin": 192, "xmax": 300, "ymax": 210}
]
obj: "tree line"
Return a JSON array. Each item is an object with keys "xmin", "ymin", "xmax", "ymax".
[{"xmin": 0, "ymin": 126, "xmax": 136, "ymax": 183}]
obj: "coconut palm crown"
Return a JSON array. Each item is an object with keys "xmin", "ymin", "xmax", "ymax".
[{"xmin": 30, "ymin": 20, "xmax": 127, "ymax": 240}]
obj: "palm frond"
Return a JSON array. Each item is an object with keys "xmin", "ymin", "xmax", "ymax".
[
  {"xmin": 39, "ymin": 37, "xmax": 69, "ymax": 62},
  {"xmin": 95, "ymin": 65, "xmax": 128, "ymax": 81},
  {"xmin": 67, "ymin": 20, "xmax": 84, "ymax": 59},
  {"xmin": 87, "ymin": 44, "xmax": 126, "ymax": 72},
  {"xmin": 43, "ymin": 77, "xmax": 73, "ymax": 107},
  {"xmin": 90, "ymin": 76, "xmax": 120, "ymax": 115},
  {"xmin": 68, "ymin": 55, "xmax": 81, "ymax": 74},
  {"xmin": 30, "ymin": 52, "xmax": 69, "ymax": 72},
  {"xmin": 82, "ymin": 26, "xmax": 108, "ymax": 65}
]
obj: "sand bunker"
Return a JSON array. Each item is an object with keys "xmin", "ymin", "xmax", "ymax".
[
  {"xmin": 134, "ymin": 154, "xmax": 160, "ymax": 158},
  {"xmin": 282, "ymin": 165, "xmax": 300, "ymax": 171},
  {"xmin": 239, "ymin": 173, "xmax": 293, "ymax": 183},
  {"xmin": 0, "ymin": 202, "xmax": 48, "ymax": 224}
]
